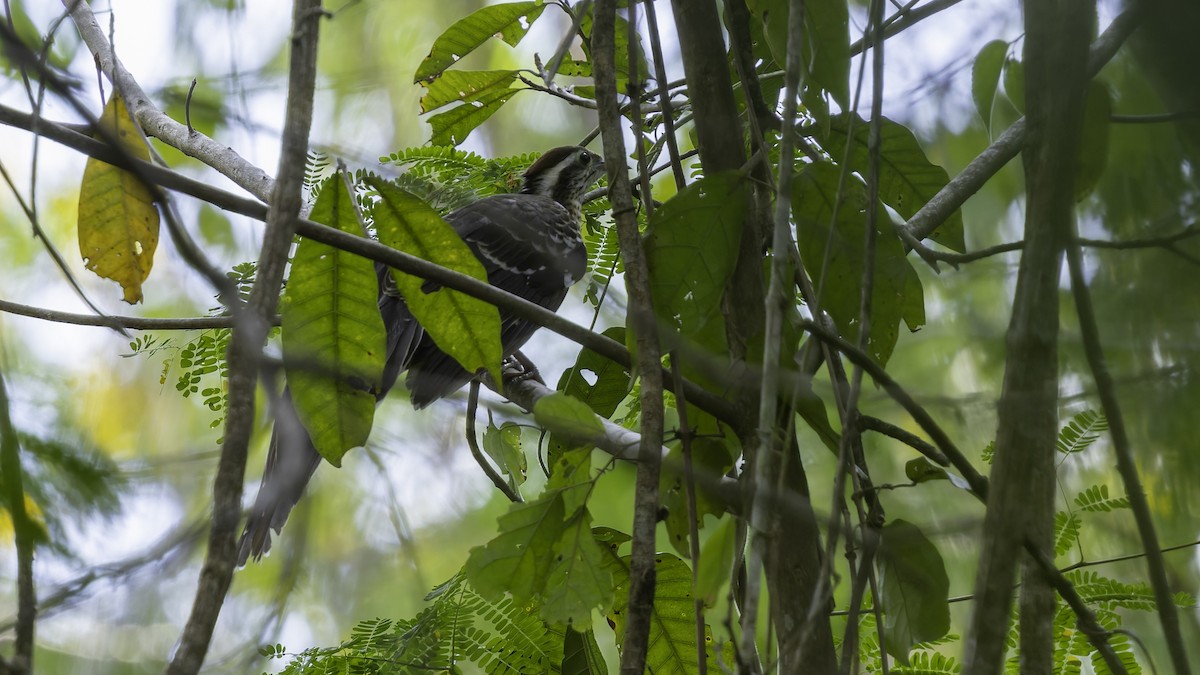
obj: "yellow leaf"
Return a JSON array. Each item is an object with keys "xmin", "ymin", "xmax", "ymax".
[{"xmin": 78, "ymin": 93, "xmax": 160, "ymax": 304}]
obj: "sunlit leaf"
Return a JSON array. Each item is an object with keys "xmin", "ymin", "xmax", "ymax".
[
  {"xmin": 534, "ymin": 392, "xmax": 606, "ymax": 446},
  {"xmin": 428, "ymin": 87, "xmax": 521, "ymax": 146},
  {"xmin": 972, "ymin": 39, "xmax": 1009, "ymax": 133},
  {"xmin": 414, "ymin": 1, "xmax": 546, "ymax": 82},
  {"xmin": 542, "ymin": 509, "xmax": 614, "ymax": 627},
  {"xmin": 483, "ymin": 420, "xmax": 527, "ymax": 486},
  {"xmin": 877, "ymin": 519, "xmax": 951, "ymax": 664},
  {"xmin": 826, "ymin": 113, "xmax": 966, "ymax": 252},
  {"xmin": 660, "ymin": 436, "xmax": 734, "ymax": 557},
  {"xmin": 418, "ymin": 69, "xmax": 519, "ymax": 113},
  {"xmin": 282, "ymin": 176, "xmax": 386, "ymax": 467},
  {"xmin": 77, "ymin": 92, "xmax": 159, "ymax": 304},
  {"xmin": 367, "ymin": 177, "xmax": 502, "ymax": 383},
  {"xmin": 604, "ymin": 550, "xmax": 724, "ymax": 672},
  {"xmin": 466, "ymin": 492, "xmax": 566, "ymax": 601}
]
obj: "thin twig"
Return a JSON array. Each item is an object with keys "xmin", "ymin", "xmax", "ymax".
[
  {"xmin": 0, "ymin": 374, "xmax": 35, "ymax": 673},
  {"xmin": 0, "ymin": 299, "xmax": 262, "ymax": 329},
  {"xmin": 1065, "ymin": 232, "xmax": 1192, "ymax": 673},
  {"xmin": 465, "ymin": 381, "xmax": 523, "ymax": 503},
  {"xmin": 594, "ymin": 3, "xmax": 666, "ymax": 671}
]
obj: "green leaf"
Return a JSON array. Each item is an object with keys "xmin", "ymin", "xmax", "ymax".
[
  {"xmin": 534, "ymin": 393, "xmax": 607, "ymax": 447},
  {"xmin": 1057, "ymin": 410, "xmax": 1108, "ymax": 455},
  {"xmin": 413, "ymin": 1, "xmax": 546, "ymax": 82},
  {"xmin": 466, "ymin": 492, "xmax": 567, "ymax": 602},
  {"xmin": 283, "ymin": 176, "xmax": 386, "ymax": 467},
  {"xmin": 1077, "ymin": 80, "xmax": 1112, "ymax": 200},
  {"xmin": 367, "ymin": 177, "xmax": 503, "ymax": 385},
  {"xmin": 747, "ymin": 0, "xmax": 849, "ymax": 109},
  {"xmin": 579, "ymin": 11, "xmax": 649, "ymax": 95},
  {"xmin": 877, "ymin": 519, "xmax": 950, "ymax": 664},
  {"xmin": 606, "ymin": 550, "xmax": 722, "ymax": 672},
  {"xmin": 483, "ymin": 420, "xmax": 527, "ymax": 486},
  {"xmin": 805, "ymin": 0, "xmax": 851, "ymax": 109},
  {"xmin": 644, "ymin": 172, "xmax": 747, "ymax": 335},
  {"xmin": 792, "ymin": 162, "xmax": 926, "ymax": 365},
  {"xmin": 695, "ymin": 516, "xmax": 737, "ymax": 607},
  {"xmin": 826, "ymin": 113, "xmax": 966, "ymax": 252},
  {"xmin": 972, "ymin": 40, "xmax": 1008, "ymax": 133},
  {"xmin": 1003, "ymin": 57, "xmax": 1025, "ymax": 114},
  {"xmin": 542, "ymin": 509, "xmax": 614, "ymax": 627},
  {"xmin": 1074, "ymin": 484, "xmax": 1129, "ymax": 513},
  {"xmin": 427, "ymin": 87, "xmax": 521, "ymax": 147},
  {"xmin": 1054, "ymin": 512, "xmax": 1082, "ymax": 558},
  {"xmin": 418, "ymin": 69, "xmax": 519, "ymax": 113},
  {"xmin": 562, "ymin": 628, "xmax": 608, "ymax": 675},
  {"xmin": 660, "ymin": 437, "xmax": 735, "ymax": 557},
  {"xmin": 557, "ymin": 326, "xmax": 631, "ymax": 419}
]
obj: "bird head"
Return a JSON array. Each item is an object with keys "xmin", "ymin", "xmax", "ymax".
[{"xmin": 519, "ymin": 146, "xmax": 606, "ymax": 210}]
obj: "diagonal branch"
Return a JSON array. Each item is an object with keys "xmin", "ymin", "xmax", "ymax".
[{"xmin": 898, "ymin": 5, "xmax": 1143, "ymax": 254}]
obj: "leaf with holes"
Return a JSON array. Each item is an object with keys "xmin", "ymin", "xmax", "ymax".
[
  {"xmin": 483, "ymin": 420, "xmax": 526, "ymax": 486},
  {"xmin": 368, "ymin": 177, "xmax": 502, "ymax": 385},
  {"xmin": 414, "ymin": 1, "xmax": 546, "ymax": 82},
  {"xmin": 283, "ymin": 176, "xmax": 387, "ymax": 466},
  {"xmin": 604, "ymin": 550, "xmax": 726, "ymax": 672},
  {"xmin": 877, "ymin": 519, "xmax": 950, "ymax": 664},
  {"xmin": 428, "ymin": 87, "xmax": 521, "ymax": 146},
  {"xmin": 419, "ymin": 69, "xmax": 519, "ymax": 113},
  {"xmin": 77, "ymin": 92, "xmax": 159, "ymax": 304},
  {"xmin": 644, "ymin": 172, "xmax": 746, "ymax": 336},
  {"xmin": 541, "ymin": 509, "xmax": 613, "ymax": 627}
]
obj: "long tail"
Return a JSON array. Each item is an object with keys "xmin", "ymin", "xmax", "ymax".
[{"xmin": 237, "ymin": 389, "xmax": 322, "ymax": 565}]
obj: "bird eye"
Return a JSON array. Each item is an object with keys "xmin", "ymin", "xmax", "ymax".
[{"xmin": 579, "ymin": 152, "xmax": 592, "ymax": 165}]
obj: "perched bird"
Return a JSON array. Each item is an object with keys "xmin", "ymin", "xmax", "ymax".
[{"xmin": 238, "ymin": 146, "xmax": 606, "ymax": 563}]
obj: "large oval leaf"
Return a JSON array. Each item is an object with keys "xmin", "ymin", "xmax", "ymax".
[
  {"xmin": 792, "ymin": 163, "xmax": 926, "ymax": 366},
  {"xmin": 972, "ymin": 40, "xmax": 1009, "ymax": 134},
  {"xmin": 413, "ymin": 1, "xmax": 546, "ymax": 83},
  {"xmin": 282, "ymin": 176, "xmax": 387, "ymax": 467},
  {"xmin": 366, "ymin": 177, "xmax": 502, "ymax": 383},
  {"xmin": 77, "ymin": 92, "xmax": 159, "ymax": 304},
  {"xmin": 877, "ymin": 519, "xmax": 951, "ymax": 664},
  {"xmin": 644, "ymin": 172, "xmax": 747, "ymax": 335},
  {"xmin": 826, "ymin": 114, "xmax": 966, "ymax": 252}
]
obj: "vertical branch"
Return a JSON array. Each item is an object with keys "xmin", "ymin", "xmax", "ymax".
[
  {"xmin": 592, "ymin": 2, "xmax": 665, "ymax": 672},
  {"xmin": 0, "ymin": 374, "xmax": 35, "ymax": 674},
  {"xmin": 837, "ymin": 0, "xmax": 888, "ymax": 667},
  {"xmin": 741, "ymin": 0, "xmax": 804, "ymax": 667},
  {"xmin": 1064, "ymin": 243, "xmax": 1192, "ymax": 673},
  {"xmin": 963, "ymin": 1, "xmax": 1093, "ymax": 673},
  {"xmin": 165, "ymin": 2, "xmax": 323, "ymax": 674}
]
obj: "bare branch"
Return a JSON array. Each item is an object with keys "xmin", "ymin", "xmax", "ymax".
[
  {"xmin": 62, "ymin": 0, "xmax": 275, "ymax": 202},
  {"xmin": 0, "ymin": 375, "xmax": 35, "ymax": 673}
]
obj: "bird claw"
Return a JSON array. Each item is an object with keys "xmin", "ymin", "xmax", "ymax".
[{"xmin": 501, "ymin": 352, "xmax": 545, "ymax": 386}]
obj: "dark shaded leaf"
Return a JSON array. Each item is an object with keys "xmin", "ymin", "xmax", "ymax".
[
  {"xmin": 826, "ymin": 113, "xmax": 966, "ymax": 252},
  {"xmin": 877, "ymin": 519, "xmax": 951, "ymax": 664},
  {"xmin": 792, "ymin": 162, "xmax": 926, "ymax": 365}
]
